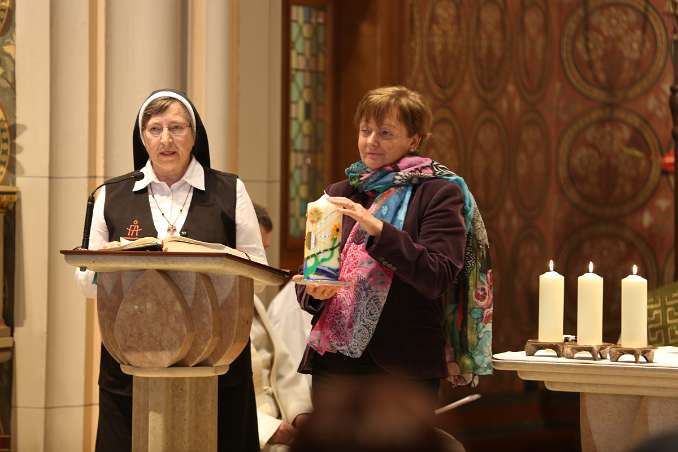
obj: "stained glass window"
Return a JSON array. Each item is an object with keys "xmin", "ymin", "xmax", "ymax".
[{"xmin": 288, "ymin": 4, "xmax": 328, "ymax": 240}]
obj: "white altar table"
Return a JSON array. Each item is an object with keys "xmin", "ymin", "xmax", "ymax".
[{"xmin": 493, "ymin": 347, "xmax": 678, "ymax": 452}]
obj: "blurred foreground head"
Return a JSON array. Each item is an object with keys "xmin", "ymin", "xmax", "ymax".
[
  {"xmin": 291, "ymin": 376, "xmax": 459, "ymax": 452},
  {"xmin": 632, "ymin": 429, "xmax": 678, "ymax": 452}
]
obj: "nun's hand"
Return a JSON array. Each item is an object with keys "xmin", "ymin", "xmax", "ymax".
[
  {"xmin": 327, "ymin": 196, "xmax": 383, "ymax": 237},
  {"xmin": 292, "ymin": 274, "xmax": 339, "ymax": 300}
]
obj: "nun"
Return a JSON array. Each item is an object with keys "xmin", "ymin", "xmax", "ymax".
[{"xmin": 77, "ymin": 89, "xmax": 265, "ymax": 451}]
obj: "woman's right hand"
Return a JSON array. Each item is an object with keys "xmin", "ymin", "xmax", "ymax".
[
  {"xmin": 292, "ymin": 274, "xmax": 339, "ymax": 300},
  {"xmin": 269, "ymin": 421, "xmax": 296, "ymax": 445}
]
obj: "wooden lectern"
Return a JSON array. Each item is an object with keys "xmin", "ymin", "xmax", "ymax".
[{"xmin": 61, "ymin": 249, "xmax": 289, "ymax": 452}]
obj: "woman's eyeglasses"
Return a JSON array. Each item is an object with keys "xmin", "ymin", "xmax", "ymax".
[{"xmin": 145, "ymin": 124, "xmax": 191, "ymax": 138}]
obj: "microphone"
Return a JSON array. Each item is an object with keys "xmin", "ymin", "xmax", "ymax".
[{"xmin": 80, "ymin": 171, "xmax": 144, "ymax": 251}]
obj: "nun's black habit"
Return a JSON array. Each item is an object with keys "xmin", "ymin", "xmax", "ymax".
[{"xmin": 95, "ymin": 89, "xmax": 259, "ymax": 452}]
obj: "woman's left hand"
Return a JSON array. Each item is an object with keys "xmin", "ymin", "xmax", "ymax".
[
  {"xmin": 328, "ymin": 196, "xmax": 383, "ymax": 237},
  {"xmin": 292, "ymin": 274, "xmax": 339, "ymax": 300}
]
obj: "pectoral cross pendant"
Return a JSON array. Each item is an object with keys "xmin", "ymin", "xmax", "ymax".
[{"xmin": 167, "ymin": 224, "xmax": 177, "ymax": 235}]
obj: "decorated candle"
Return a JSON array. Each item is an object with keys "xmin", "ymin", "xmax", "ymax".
[
  {"xmin": 620, "ymin": 265, "xmax": 647, "ymax": 348},
  {"xmin": 538, "ymin": 260, "xmax": 564, "ymax": 342},
  {"xmin": 302, "ymin": 194, "xmax": 343, "ymax": 281},
  {"xmin": 577, "ymin": 262, "xmax": 604, "ymax": 345}
]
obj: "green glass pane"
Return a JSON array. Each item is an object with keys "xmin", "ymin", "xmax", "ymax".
[
  {"xmin": 291, "ymin": 79, "xmax": 301, "ymax": 102},
  {"xmin": 294, "ymin": 72, "xmax": 304, "ymax": 92},
  {"xmin": 298, "ymin": 98, "xmax": 306, "ymax": 122},
  {"xmin": 293, "ymin": 130, "xmax": 303, "ymax": 151},
  {"xmin": 291, "ymin": 22, "xmax": 301, "ymax": 42},
  {"xmin": 290, "ymin": 118, "xmax": 301, "ymax": 139},
  {"xmin": 294, "ymin": 33, "xmax": 304, "ymax": 56}
]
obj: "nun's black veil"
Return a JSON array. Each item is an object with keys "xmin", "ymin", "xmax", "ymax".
[{"xmin": 132, "ymin": 89, "xmax": 211, "ymax": 170}]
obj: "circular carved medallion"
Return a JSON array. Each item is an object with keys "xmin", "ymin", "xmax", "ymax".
[
  {"xmin": 561, "ymin": 0, "xmax": 667, "ymax": 102},
  {"xmin": 423, "ymin": 0, "xmax": 466, "ymax": 100},
  {"xmin": 559, "ymin": 223, "xmax": 658, "ymax": 340},
  {"xmin": 487, "ymin": 228, "xmax": 504, "ymax": 294},
  {"xmin": 557, "ymin": 107, "xmax": 661, "ymax": 217},
  {"xmin": 487, "ymin": 227, "xmax": 526, "ymax": 350},
  {"xmin": 405, "ymin": 0, "xmax": 423, "ymax": 88},
  {"xmin": 515, "ymin": 0, "xmax": 550, "ymax": 103},
  {"xmin": 470, "ymin": 0, "xmax": 511, "ymax": 100},
  {"xmin": 427, "ymin": 108, "xmax": 464, "ymax": 172},
  {"xmin": 513, "ymin": 110, "xmax": 550, "ymax": 218},
  {"xmin": 467, "ymin": 111, "xmax": 509, "ymax": 217},
  {"xmin": 510, "ymin": 227, "xmax": 549, "ymax": 339},
  {"xmin": 0, "ymin": 0, "xmax": 10, "ymax": 36}
]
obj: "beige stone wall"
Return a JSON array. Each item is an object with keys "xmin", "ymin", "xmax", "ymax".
[{"xmin": 13, "ymin": 1, "xmax": 282, "ymax": 450}]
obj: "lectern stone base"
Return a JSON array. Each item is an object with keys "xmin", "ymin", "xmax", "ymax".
[{"xmin": 122, "ymin": 365, "xmax": 229, "ymax": 452}]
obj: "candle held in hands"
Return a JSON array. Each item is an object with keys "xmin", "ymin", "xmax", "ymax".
[
  {"xmin": 577, "ymin": 262, "xmax": 603, "ymax": 345},
  {"xmin": 538, "ymin": 260, "xmax": 564, "ymax": 342},
  {"xmin": 302, "ymin": 194, "xmax": 342, "ymax": 282},
  {"xmin": 620, "ymin": 265, "xmax": 647, "ymax": 348}
]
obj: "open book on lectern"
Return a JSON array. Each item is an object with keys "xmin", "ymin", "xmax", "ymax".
[
  {"xmin": 62, "ymin": 236, "xmax": 291, "ymax": 286},
  {"xmin": 102, "ymin": 236, "xmax": 252, "ymax": 260}
]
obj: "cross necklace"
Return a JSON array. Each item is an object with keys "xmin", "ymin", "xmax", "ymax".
[{"xmin": 149, "ymin": 184, "xmax": 193, "ymax": 235}]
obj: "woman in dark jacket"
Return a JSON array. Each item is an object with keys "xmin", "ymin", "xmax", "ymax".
[{"xmin": 295, "ymin": 86, "xmax": 492, "ymax": 399}]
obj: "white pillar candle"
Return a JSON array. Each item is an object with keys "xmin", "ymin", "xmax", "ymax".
[
  {"xmin": 620, "ymin": 265, "xmax": 647, "ymax": 348},
  {"xmin": 538, "ymin": 260, "xmax": 564, "ymax": 342},
  {"xmin": 303, "ymin": 194, "xmax": 342, "ymax": 281},
  {"xmin": 577, "ymin": 262, "xmax": 604, "ymax": 345}
]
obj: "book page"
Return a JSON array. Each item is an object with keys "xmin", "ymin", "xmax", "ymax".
[
  {"xmin": 163, "ymin": 236, "xmax": 227, "ymax": 250},
  {"xmin": 162, "ymin": 236, "xmax": 250, "ymax": 260}
]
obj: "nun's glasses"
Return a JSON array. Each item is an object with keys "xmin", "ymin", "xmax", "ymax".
[{"xmin": 145, "ymin": 123, "xmax": 191, "ymax": 138}]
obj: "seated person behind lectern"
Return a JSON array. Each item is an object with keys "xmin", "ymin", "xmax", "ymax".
[
  {"xmin": 267, "ymin": 278, "xmax": 313, "ymax": 392},
  {"xmin": 251, "ymin": 204, "xmax": 312, "ymax": 451},
  {"xmin": 75, "ymin": 89, "xmax": 266, "ymax": 452}
]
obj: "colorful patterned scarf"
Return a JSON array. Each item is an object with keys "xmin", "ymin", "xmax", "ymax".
[{"xmin": 307, "ymin": 155, "xmax": 493, "ymax": 383}]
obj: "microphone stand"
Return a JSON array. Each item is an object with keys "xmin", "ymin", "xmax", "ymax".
[{"xmin": 79, "ymin": 171, "xmax": 144, "ymax": 270}]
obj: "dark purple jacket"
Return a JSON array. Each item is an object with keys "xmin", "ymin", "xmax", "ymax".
[{"xmin": 298, "ymin": 177, "xmax": 467, "ymax": 379}]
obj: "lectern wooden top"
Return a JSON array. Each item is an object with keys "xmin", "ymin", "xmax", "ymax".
[{"xmin": 61, "ymin": 249, "xmax": 291, "ymax": 286}]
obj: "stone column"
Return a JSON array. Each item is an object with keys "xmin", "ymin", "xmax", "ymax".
[
  {"xmin": 238, "ymin": 0, "xmax": 283, "ymax": 271},
  {"xmin": 105, "ymin": 0, "xmax": 187, "ymax": 178},
  {"xmin": 127, "ymin": 367, "xmax": 227, "ymax": 452},
  {"xmin": 188, "ymin": 0, "xmax": 238, "ymax": 174},
  {"xmin": 187, "ymin": 0, "xmax": 283, "ymax": 272},
  {"xmin": 16, "ymin": 1, "xmax": 190, "ymax": 450}
]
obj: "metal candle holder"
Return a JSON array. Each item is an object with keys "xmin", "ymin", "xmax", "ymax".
[
  {"xmin": 524, "ymin": 339, "xmax": 565, "ymax": 357},
  {"xmin": 600, "ymin": 345, "xmax": 657, "ymax": 363},
  {"xmin": 563, "ymin": 342, "xmax": 615, "ymax": 361}
]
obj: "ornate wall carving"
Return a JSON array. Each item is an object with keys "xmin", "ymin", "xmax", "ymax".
[
  {"xmin": 0, "ymin": 0, "xmax": 12, "ymax": 187},
  {"xmin": 404, "ymin": 0, "xmax": 673, "ymax": 395}
]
